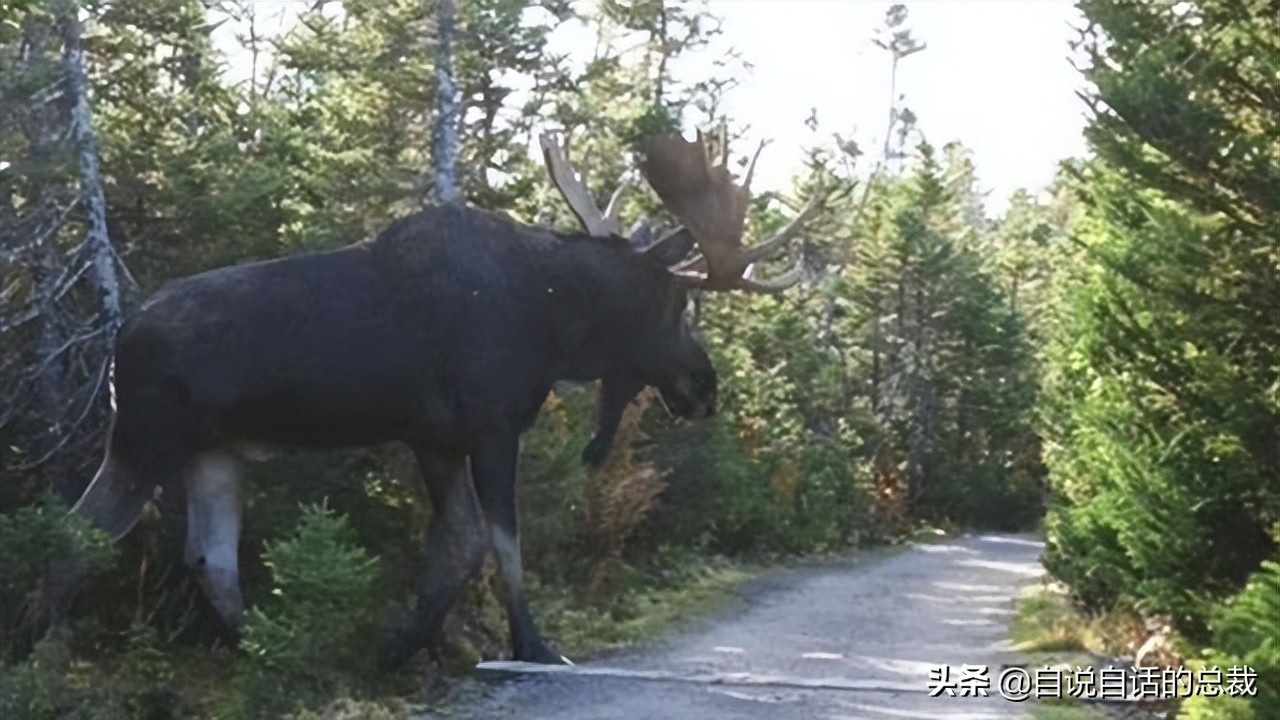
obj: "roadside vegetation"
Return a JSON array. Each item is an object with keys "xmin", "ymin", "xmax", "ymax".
[
  {"xmin": 1034, "ymin": 2, "xmax": 1277, "ymax": 718},
  {"xmin": 1, "ymin": 1, "xmax": 1274, "ymax": 719}
]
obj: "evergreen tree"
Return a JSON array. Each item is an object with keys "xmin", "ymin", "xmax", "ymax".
[
  {"xmin": 1040, "ymin": 0, "xmax": 1278, "ymax": 663},
  {"xmin": 841, "ymin": 143, "xmax": 1040, "ymax": 527}
]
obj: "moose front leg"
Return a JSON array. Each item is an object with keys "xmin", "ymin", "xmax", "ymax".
[
  {"xmin": 384, "ymin": 449, "xmax": 488, "ymax": 667},
  {"xmin": 471, "ymin": 432, "xmax": 566, "ymax": 664},
  {"xmin": 582, "ymin": 376, "xmax": 644, "ymax": 468}
]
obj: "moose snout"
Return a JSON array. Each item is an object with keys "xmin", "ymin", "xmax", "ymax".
[{"xmin": 658, "ymin": 377, "xmax": 716, "ymax": 420}]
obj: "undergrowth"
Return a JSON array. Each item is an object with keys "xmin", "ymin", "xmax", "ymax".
[
  {"xmin": 1010, "ymin": 582, "xmax": 1145, "ymax": 658},
  {"xmin": 1013, "ymin": 569, "xmax": 1280, "ymax": 720},
  {"xmin": 531, "ymin": 546, "xmax": 752, "ymax": 657}
]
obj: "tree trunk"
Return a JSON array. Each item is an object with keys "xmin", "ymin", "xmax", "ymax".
[
  {"xmin": 33, "ymin": 211, "xmax": 65, "ymax": 448},
  {"xmin": 60, "ymin": 11, "xmax": 121, "ymax": 340},
  {"xmin": 429, "ymin": 0, "xmax": 461, "ymax": 204},
  {"xmin": 870, "ymin": 319, "xmax": 882, "ymax": 414},
  {"xmin": 652, "ymin": 1, "xmax": 668, "ymax": 106},
  {"xmin": 907, "ymin": 286, "xmax": 934, "ymax": 509}
]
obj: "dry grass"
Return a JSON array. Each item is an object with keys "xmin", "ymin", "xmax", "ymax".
[
  {"xmin": 583, "ymin": 392, "xmax": 667, "ymax": 600},
  {"xmin": 1010, "ymin": 582, "xmax": 1147, "ymax": 658},
  {"xmin": 870, "ymin": 448, "xmax": 911, "ymax": 536}
]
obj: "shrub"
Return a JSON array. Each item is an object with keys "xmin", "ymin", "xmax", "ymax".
[
  {"xmin": 0, "ymin": 627, "xmax": 84, "ymax": 720},
  {"xmin": 583, "ymin": 393, "xmax": 667, "ymax": 599},
  {"xmin": 1180, "ymin": 559, "xmax": 1279, "ymax": 720},
  {"xmin": 220, "ymin": 504, "xmax": 379, "ymax": 720},
  {"xmin": 0, "ymin": 494, "xmax": 116, "ymax": 658}
]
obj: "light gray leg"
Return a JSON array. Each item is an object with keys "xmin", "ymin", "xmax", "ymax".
[{"xmin": 184, "ymin": 451, "xmax": 244, "ymax": 629}]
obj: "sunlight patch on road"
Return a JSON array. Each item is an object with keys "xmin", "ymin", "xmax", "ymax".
[
  {"xmin": 955, "ymin": 559, "xmax": 1045, "ymax": 578},
  {"xmin": 932, "ymin": 582, "xmax": 1004, "ymax": 593},
  {"xmin": 974, "ymin": 535, "xmax": 1045, "ymax": 548},
  {"xmin": 905, "ymin": 593, "xmax": 1014, "ymax": 604},
  {"xmin": 709, "ymin": 688, "xmax": 796, "ymax": 704},
  {"xmin": 914, "ymin": 543, "xmax": 980, "ymax": 554},
  {"xmin": 850, "ymin": 655, "xmax": 939, "ymax": 678}
]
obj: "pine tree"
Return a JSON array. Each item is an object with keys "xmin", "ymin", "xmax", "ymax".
[
  {"xmin": 1040, "ymin": 0, "xmax": 1279, "ymax": 655},
  {"xmin": 839, "ymin": 142, "xmax": 1039, "ymax": 526}
]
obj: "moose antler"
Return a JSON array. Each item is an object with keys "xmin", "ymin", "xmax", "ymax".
[
  {"xmin": 539, "ymin": 129, "xmax": 819, "ymax": 292},
  {"xmin": 639, "ymin": 131, "xmax": 820, "ymax": 293},
  {"xmin": 539, "ymin": 132, "xmax": 626, "ymax": 238}
]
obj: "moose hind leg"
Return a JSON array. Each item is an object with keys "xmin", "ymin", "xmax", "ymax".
[
  {"xmin": 71, "ymin": 424, "xmax": 157, "ymax": 540},
  {"xmin": 471, "ymin": 433, "xmax": 565, "ymax": 664},
  {"xmin": 185, "ymin": 451, "xmax": 244, "ymax": 630}
]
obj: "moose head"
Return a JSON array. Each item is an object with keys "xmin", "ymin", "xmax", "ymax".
[{"xmin": 539, "ymin": 130, "xmax": 822, "ymax": 465}]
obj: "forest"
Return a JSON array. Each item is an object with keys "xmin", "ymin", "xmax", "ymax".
[{"xmin": 0, "ymin": 1, "xmax": 1275, "ymax": 719}]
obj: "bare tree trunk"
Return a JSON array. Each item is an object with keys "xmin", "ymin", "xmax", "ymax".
[
  {"xmin": 33, "ymin": 211, "xmax": 66, "ymax": 448},
  {"xmin": 907, "ymin": 377, "xmax": 935, "ymax": 508},
  {"xmin": 60, "ymin": 11, "xmax": 121, "ymax": 339},
  {"xmin": 16, "ymin": 22, "xmax": 68, "ymax": 477},
  {"xmin": 907, "ymin": 287, "xmax": 936, "ymax": 510},
  {"xmin": 652, "ymin": 1, "xmax": 668, "ymax": 106},
  {"xmin": 870, "ymin": 320, "xmax": 882, "ymax": 414},
  {"xmin": 881, "ymin": 51, "xmax": 898, "ymax": 175},
  {"xmin": 429, "ymin": 0, "xmax": 461, "ymax": 205}
]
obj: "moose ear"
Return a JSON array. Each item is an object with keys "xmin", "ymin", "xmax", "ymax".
[{"xmin": 641, "ymin": 227, "xmax": 696, "ymax": 268}]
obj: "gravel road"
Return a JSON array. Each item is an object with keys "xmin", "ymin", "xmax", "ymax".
[{"xmin": 447, "ymin": 533, "xmax": 1050, "ymax": 719}]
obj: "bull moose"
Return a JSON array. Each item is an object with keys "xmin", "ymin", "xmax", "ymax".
[{"xmin": 64, "ymin": 131, "xmax": 819, "ymax": 665}]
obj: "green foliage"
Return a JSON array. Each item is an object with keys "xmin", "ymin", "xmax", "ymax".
[
  {"xmin": 1211, "ymin": 561, "xmax": 1280, "ymax": 702},
  {"xmin": 0, "ymin": 624, "xmax": 212, "ymax": 720},
  {"xmin": 620, "ymin": 103, "xmax": 680, "ymax": 151},
  {"xmin": 514, "ymin": 385, "xmax": 593, "ymax": 584},
  {"xmin": 698, "ymin": 289, "xmax": 875, "ymax": 553},
  {"xmin": 88, "ymin": 0, "xmax": 291, "ymax": 281},
  {"xmin": 0, "ymin": 0, "xmax": 1162, "ymax": 712},
  {"xmin": 220, "ymin": 505, "xmax": 379, "ymax": 720},
  {"xmin": 530, "ymin": 548, "xmax": 750, "ymax": 656},
  {"xmin": 292, "ymin": 697, "xmax": 408, "ymax": 720},
  {"xmin": 1181, "ymin": 560, "xmax": 1280, "ymax": 719},
  {"xmin": 0, "ymin": 495, "xmax": 116, "ymax": 655},
  {"xmin": 1178, "ymin": 694, "xmax": 1257, "ymax": 720},
  {"xmin": 0, "ymin": 629, "xmax": 85, "ymax": 720},
  {"xmin": 1039, "ymin": 0, "xmax": 1278, "ymax": 681},
  {"xmin": 838, "ymin": 143, "xmax": 1043, "ymax": 529}
]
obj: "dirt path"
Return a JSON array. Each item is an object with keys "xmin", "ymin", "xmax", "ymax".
[{"xmin": 447, "ymin": 533, "xmax": 1049, "ymax": 719}]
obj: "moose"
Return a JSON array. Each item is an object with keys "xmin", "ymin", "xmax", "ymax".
[{"xmin": 62, "ymin": 130, "xmax": 820, "ymax": 665}]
